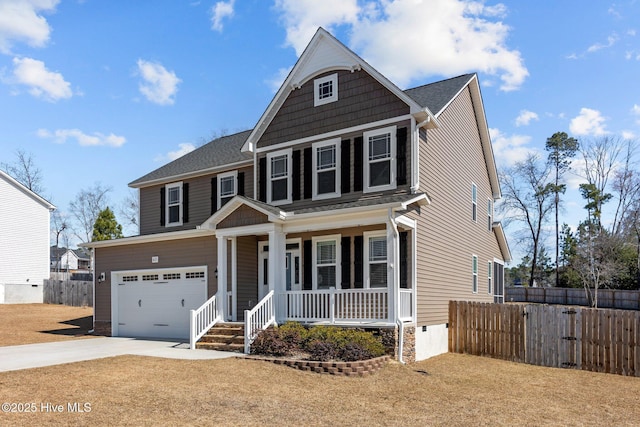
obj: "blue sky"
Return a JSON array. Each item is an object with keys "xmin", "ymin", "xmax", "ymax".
[{"xmin": 1, "ymin": 0, "xmax": 639, "ymax": 256}]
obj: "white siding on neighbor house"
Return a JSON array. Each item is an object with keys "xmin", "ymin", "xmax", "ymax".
[{"xmin": 0, "ymin": 174, "xmax": 52, "ymax": 296}]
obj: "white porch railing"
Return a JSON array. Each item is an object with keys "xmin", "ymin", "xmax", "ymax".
[
  {"xmin": 282, "ymin": 288, "xmax": 391, "ymax": 323},
  {"xmin": 244, "ymin": 290, "xmax": 276, "ymax": 354},
  {"xmin": 399, "ymin": 289, "xmax": 413, "ymax": 321},
  {"xmin": 190, "ymin": 294, "xmax": 221, "ymax": 350}
]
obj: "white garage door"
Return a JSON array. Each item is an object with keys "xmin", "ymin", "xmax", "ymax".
[{"xmin": 114, "ymin": 267, "xmax": 207, "ymax": 339}]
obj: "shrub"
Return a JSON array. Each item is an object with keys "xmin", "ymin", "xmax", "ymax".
[
  {"xmin": 250, "ymin": 328, "xmax": 293, "ymax": 357},
  {"xmin": 307, "ymin": 340, "xmax": 337, "ymax": 361}
]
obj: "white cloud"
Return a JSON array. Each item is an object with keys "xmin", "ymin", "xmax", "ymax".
[
  {"xmin": 37, "ymin": 128, "xmax": 126, "ymax": 147},
  {"xmin": 622, "ymin": 130, "xmax": 636, "ymax": 140},
  {"xmin": 587, "ymin": 34, "xmax": 618, "ymax": 53},
  {"xmin": 514, "ymin": 110, "xmax": 539, "ymax": 127},
  {"xmin": 211, "ymin": 0, "xmax": 235, "ymax": 32},
  {"xmin": 136, "ymin": 59, "xmax": 181, "ymax": 105},
  {"xmin": 12, "ymin": 57, "xmax": 72, "ymax": 101},
  {"xmin": 0, "ymin": 0, "xmax": 58, "ymax": 54},
  {"xmin": 632, "ymin": 104, "xmax": 640, "ymax": 124},
  {"xmin": 275, "ymin": 0, "xmax": 528, "ymax": 91},
  {"xmin": 569, "ymin": 108, "xmax": 608, "ymax": 136},
  {"xmin": 168, "ymin": 143, "xmax": 196, "ymax": 161},
  {"xmin": 489, "ymin": 127, "xmax": 536, "ymax": 167}
]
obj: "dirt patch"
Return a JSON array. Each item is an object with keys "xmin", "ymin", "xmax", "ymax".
[
  {"xmin": 1, "ymin": 353, "xmax": 639, "ymax": 426},
  {"xmin": 0, "ymin": 304, "xmax": 94, "ymax": 346}
]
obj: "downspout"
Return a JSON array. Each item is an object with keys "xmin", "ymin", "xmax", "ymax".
[{"xmin": 388, "ymin": 208, "xmax": 405, "ymax": 364}]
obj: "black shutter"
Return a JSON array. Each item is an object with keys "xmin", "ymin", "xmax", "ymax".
[
  {"xmin": 341, "ymin": 139, "xmax": 350, "ymax": 194},
  {"xmin": 354, "ymin": 235, "xmax": 363, "ymax": 288},
  {"xmin": 182, "ymin": 182, "xmax": 189, "ymax": 223},
  {"xmin": 353, "ymin": 136, "xmax": 363, "ymax": 192},
  {"xmin": 211, "ymin": 177, "xmax": 218, "ymax": 215},
  {"xmin": 237, "ymin": 172, "xmax": 245, "ymax": 197},
  {"xmin": 259, "ymin": 157, "xmax": 267, "ymax": 202},
  {"xmin": 397, "ymin": 127, "xmax": 407, "ymax": 186},
  {"xmin": 292, "ymin": 150, "xmax": 301, "ymax": 201},
  {"xmin": 341, "ymin": 236, "xmax": 351, "ymax": 289},
  {"xmin": 303, "ymin": 239, "xmax": 312, "ymax": 290},
  {"xmin": 303, "ymin": 147, "xmax": 312, "ymax": 199},
  {"xmin": 160, "ymin": 186, "xmax": 166, "ymax": 226},
  {"xmin": 400, "ymin": 231, "xmax": 408, "ymax": 288}
]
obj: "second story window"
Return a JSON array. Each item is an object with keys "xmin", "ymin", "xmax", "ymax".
[
  {"xmin": 364, "ymin": 126, "xmax": 396, "ymax": 193},
  {"xmin": 314, "ymin": 73, "xmax": 338, "ymax": 106},
  {"xmin": 267, "ymin": 149, "xmax": 292, "ymax": 205},
  {"xmin": 472, "ymin": 183, "xmax": 478, "ymax": 222},
  {"xmin": 487, "ymin": 199, "xmax": 493, "ymax": 231},
  {"xmin": 313, "ymin": 138, "xmax": 340, "ymax": 200},
  {"xmin": 218, "ymin": 171, "xmax": 237, "ymax": 209},
  {"xmin": 166, "ymin": 182, "xmax": 183, "ymax": 226}
]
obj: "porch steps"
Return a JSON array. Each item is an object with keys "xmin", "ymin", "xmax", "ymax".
[{"xmin": 196, "ymin": 322, "xmax": 245, "ymax": 353}]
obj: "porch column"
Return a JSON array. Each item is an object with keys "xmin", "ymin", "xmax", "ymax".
[
  {"xmin": 268, "ymin": 225, "xmax": 286, "ymax": 321},
  {"xmin": 387, "ymin": 210, "xmax": 399, "ymax": 323},
  {"xmin": 216, "ymin": 235, "xmax": 228, "ymax": 321}
]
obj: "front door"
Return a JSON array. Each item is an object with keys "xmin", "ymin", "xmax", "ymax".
[
  {"xmin": 258, "ymin": 241, "xmax": 301, "ymax": 300},
  {"xmin": 285, "ymin": 248, "xmax": 301, "ymax": 291}
]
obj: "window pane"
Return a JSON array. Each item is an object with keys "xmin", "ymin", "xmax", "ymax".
[
  {"xmin": 220, "ymin": 196, "xmax": 232, "ymax": 208},
  {"xmin": 271, "ymin": 179, "xmax": 287, "ymax": 201},
  {"xmin": 369, "ymin": 237, "xmax": 387, "ymax": 261},
  {"xmin": 317, "ymin": 170, "xmax": 335, "ymax": 194},
  {"xmin": 369, "ymin": 263, "xmax": 387, "ymax": 288},
  {"xmin": 369, "ymin": 134, "xmax": 391, "ymax": 160},
  {"xmin": 220, "ymin": 176, "xmax": 235, "ymax": 196},
  {"xmin": 168, "ymin": 205, "xmax": 180, "ymax": 223},
  {"xmin": 317, "ymin": 145, "xmax": 335, "ymax": 170},
  {"xmin": 168, "ymin": 187, "xmax": 180, "ymax": 204},
  {"xmin": 317, "ymin": 266, "xmax": 336, "ymax": 289},
  {"xmin": 317, "ymin": 241, "xmax": 336, "ymax": 264},
  {"xmin": 318, "ymin": 81, "xmax": 333, "ymax": 99},
  {"xmin": 369, "ymin": 160, "xmax": 390, "ymax": 187},
  {"xmin": 271, "ymin": 155, "xmax": 288, "ymax": 178}
]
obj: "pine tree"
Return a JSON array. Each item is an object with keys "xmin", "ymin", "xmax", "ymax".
[{"xmin": 92, "ymin": 207, "xmax": 124, "ymax": 241}]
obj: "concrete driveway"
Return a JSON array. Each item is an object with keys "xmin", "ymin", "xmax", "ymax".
[{"xmin": 0, "ymin": 337, "xmax": 240, "ymax": 372}]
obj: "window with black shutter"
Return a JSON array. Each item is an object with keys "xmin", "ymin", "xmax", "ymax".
[
  {"xmin": 396, "ymin": 127, "xmax": 407, "ymax": 186},
  {"xmin": 259, "ymin": 157, "xmax": 267, "ymax": 202},
  {"xmin": 303, "ymin": 147, "xmax": 312, "ymax": 199},
  {"xmin": 292, "ymin": 150, "xmax": 301, "ymax": 201},
  {"xmin": 182, "ymin": 182, "xmax": 189, "ymax": 223},
  {"xmin": 303, "ymin": 240, "xmax": 312, "ymax": 290},
  {"xmin": 210, "ymin": 177, "xmax": 217, "ymax": 215},
  {"xmin": 341, "ymin": 139, "xmax": 350, "ymax": 194},
  {"xmin": 160, "ymin": 186, "xmax": 166, "ymax": 226},
  {"xmin": 353, "ymin": 137, "xmax": 363, "ymax": 192},
  {"xmin": 353, "ymin": 235, "xmax": 363, "ymax": 288},
  {"xmin": 341, "ymin": 236, "xmax": 351, "ymax": 289}
]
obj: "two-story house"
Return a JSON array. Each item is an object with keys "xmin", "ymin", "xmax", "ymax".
[{"xmin": 84, "ymin": 28, "xmax": 510, "ymax": 362}]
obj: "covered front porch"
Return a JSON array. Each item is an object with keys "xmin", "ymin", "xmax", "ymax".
[{"xmin": 190, "ymin": 195, "xmax": 425, "ymax": 352}]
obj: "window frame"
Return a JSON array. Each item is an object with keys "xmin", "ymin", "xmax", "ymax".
[
  {"xmin": 314, "ymin": 73, "xmax": 338, "ymax": 107},
  {"xmin": 364, "ymin": 231, "xmax": 388, "ymax": 289},
  {"xmin": 487, "ymin": 198, "xmax": 493, "ymax": 231},
  {"xmin": 363, "ymin": 126, "xmax": 397, "ymax": 193},
  {"xmin": 267, "ymin": 148, "xmax": 292, "ymax": 205},
  {"xmin": 487, "ymin": 261, "xmax": 493, "ymax": 294},
  {"xmin": 165, "ymin": 181, "xmax": 183, "ymax": 227},
  {"xmin": 218, "ymin": 170, "xmax": 238, "ymax": 209},
  {"xmin": 472, "ymin": 254, "xmax": 478, "ymax": 293},
  {"xmin": 312, "ymin": 138, "xmax": 341, "ymax": 200},
  {"xmin": 312, "ymin": 234, "xmax": 341, "ymax": 290},
  {"xmin": 472, "ymin": 183, "xmax": 478, "ymax": 222}
]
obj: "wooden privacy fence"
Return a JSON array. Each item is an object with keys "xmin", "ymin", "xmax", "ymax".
[
  {"xmin": 449, "ymin": 301, "xmax": 640, "ymax": 377},
  {"xmin": 43, "ymin": 279, "xmax": 93, "ymax": 307}
]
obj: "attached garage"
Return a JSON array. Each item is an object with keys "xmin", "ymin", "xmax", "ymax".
[{"xmin": 111, "ymin": 266, "xmax": 208, "ymax": 340}]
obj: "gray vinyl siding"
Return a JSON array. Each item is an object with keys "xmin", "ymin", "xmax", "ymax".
[
  {"xmin": 139, "ymin": 166, "xmax": 253, "ymax": 235},
  {"xmin": 236, "ymin": 235, "xmax": 258, "ymax": 320},
  {"xmin": 257, "ymin": 120, "xmax": 412, "ymax": 211},
  {"xmin": 217, "ymin": 204, "xmax": 269, "ymax": 229},
  {"xmin": 259, "ymin": 69, "xmax": 410, "ymax": 147},
  {"xmin": 93, "ymin": 236, "xmax": 217, "ymax": 322},
  {"xmin": 414, "ymin": 87, "xmax": 504, "ymax": 326}
]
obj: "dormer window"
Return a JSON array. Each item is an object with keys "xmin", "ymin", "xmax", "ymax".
[{"xmin": 314, "ymin": 73, "xmax": 338, "ymax": 106}]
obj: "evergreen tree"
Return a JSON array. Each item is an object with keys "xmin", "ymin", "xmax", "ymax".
[{"xmin": 92, "ymin": 207, "xmax": 123, "ymax": 241}]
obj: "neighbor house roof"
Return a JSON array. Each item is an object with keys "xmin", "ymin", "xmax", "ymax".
[
  {"xmin": 0, "ymin": 170, "xmax": 55, "ymax": 211},
  {"xmin": 404, "ymin": 74, "xmax": 476, "ymax": 117},
  {"xmin": 129, "ymin": 130, "xmax": 253, "ymax": 188}
]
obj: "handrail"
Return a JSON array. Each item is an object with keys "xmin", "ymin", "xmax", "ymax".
[
  {"xmin": 190, "ymin": 294, "xmax": 220, "ymax": 350},
  {"xmin": 244, "ymin": 290, "xmax": 275, "ymax": 354}
]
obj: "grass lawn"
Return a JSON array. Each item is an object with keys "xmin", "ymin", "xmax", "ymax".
[{"xmin": 1, "ymin": 304, "xmax": 639, "ymax": 426}]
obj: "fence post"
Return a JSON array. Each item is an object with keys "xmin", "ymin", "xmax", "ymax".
[{"xmin": 330, "ymin": 287, "xmax": 335, "ymax": 324}]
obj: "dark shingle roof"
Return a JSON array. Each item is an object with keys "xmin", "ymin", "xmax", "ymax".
[
  {"xmin": 129, "ymin": 130, "xmax": 253, "ymax": 187},
  {"xmin": 290, "ymin": 193, "xmax": 428, "ymax": 215},
  {"xmin": 404, "ymin": 73, "xmax": 474, "ymax": 116}
]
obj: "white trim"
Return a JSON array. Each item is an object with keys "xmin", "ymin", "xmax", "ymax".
[
  {"xmin": 231, "ymin": 237, "xmax": 237, "ymax": 321},
  {"xmin": 165, "ymin": 181, "xmax": 183, "ymax": 227},
  {"xmin": 267, "ymin": 148, "xmax": 292, "ymax": 206},
  {"xmin": 312, "ymin": 234, "xmax": 341, "ymax": 290},
  {"xmin": 364, "ymin": 126, "xmax": 397, "ymax": 193},
  {"xmin": 217, "ymin": 170, "xmax": 238, "ymax": 210},
  {"xmin": 254, "ymin": 115, "xmax": 412, "ymax": 154},
  {"xmin": 0, "ymin": 169, "xmax": 56, "ymax": 210},
  {"xmin": 312, "ymin": 138, "xmax": 341, "ymax": 200},
  {"xmin": 129, "ymin": 160, "xmax": 252, "ymax": 189},
  {"xmin": 81, "ymin": 228, "xmax": 214, "ymax": 249},
  {"xmin": 363, "ymin": 230, "xmax": 387, "ymax": 289},
  {"xmin": 314, "ymin": 73, "xmax": 338, "ymax": 106}
]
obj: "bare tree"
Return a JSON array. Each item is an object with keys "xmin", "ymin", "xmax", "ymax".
[
  {"xmin": 68, "ymin": 183, "xmax": 112, "ymax": 243},
  {"xmin": 499, "ymin": 153, "xmax": 555, "ymax": 287},
  {"xmin": 610, "ymin": 139, "xmax": 640, "ymax": 236},
  {"xmin": 118, "ymin": 189, "xmax": 140, "ymax": 236},
  {"xmin": 1, "ymin": 149, "xmax": 45, "ymax": 194}
]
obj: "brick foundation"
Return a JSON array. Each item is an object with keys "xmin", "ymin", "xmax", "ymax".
[
  {"xmin": 93, "ymin": 320, "xmax": 112, "ymax": 336},
  {"xmin": 242, "ymin": 355, "xmax": 389, "ymax": 376}
]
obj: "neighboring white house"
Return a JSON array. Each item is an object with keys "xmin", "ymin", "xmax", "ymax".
[{"xmin": 0, "ymin": 170, "xmax": 55, "ymax": 303}]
